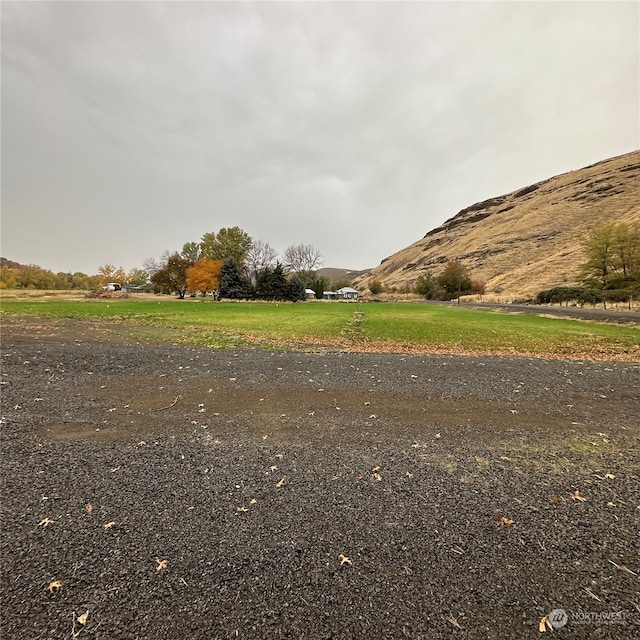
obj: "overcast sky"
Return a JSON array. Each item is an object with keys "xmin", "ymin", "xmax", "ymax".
[{"xmin": 2, "ymin": 1, "xmax": 638, "ymax": 275}]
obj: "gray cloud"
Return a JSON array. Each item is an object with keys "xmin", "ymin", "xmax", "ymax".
[{"xmin": 2, "ymin": 1, "xmax": 638, "ymax": 274}]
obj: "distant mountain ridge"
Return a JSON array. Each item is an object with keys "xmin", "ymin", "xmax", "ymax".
[
  {"xmin": 0, "ymin": 258, "xmax": 24, "ymax": 270},
  {"xmin": 353, "ymin": 151, "xmax": 640, "ymax": 299},
  {"xmin": 316, "ymin": 267, "xmax": 371, "ymax": 284}
]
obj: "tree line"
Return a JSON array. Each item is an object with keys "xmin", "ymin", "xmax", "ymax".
[
  {"xmin": 0, "ymin": 259, "xmax": 150, "ymax": 291},
  {"xmin": 144, "ymin": 228, "xmax": 326, "ymax": 301},
  {"xmin": 0, "ymin": 228, "xmax": 330, "ymax": 300},
  {"xmin": 405, "ymin": 222, "xmax": 639, "ymax": 308},
  {"xmin": 371, "ymin": 259, "xmax": 486, "ymax": 302},
  {"xmin": 535, "ymin": 222, "xmax": 639, "ymax": 308},
  {"xmin": 136, "ymin": 227, "xmax": 330, "ymax": 301}
]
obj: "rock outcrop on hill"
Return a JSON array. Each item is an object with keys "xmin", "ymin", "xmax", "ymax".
[{"xmin": 354, "ymin": 151, "xmax": 640, "ymax": 299}]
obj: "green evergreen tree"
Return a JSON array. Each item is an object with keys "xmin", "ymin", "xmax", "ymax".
[
  {"xmin": 286, "ymin": 276, "xmax": 306, "ymax": 302},
  {"xmin": 219, "ymin": 259, "xmax": 253, "ymax": 299},
  {"xmin": 256, "ymin": 263, "xmax": 289, "ymax": 300},
  {"xmin": 312, "ymin": 276, "xmax": 328, "ymax": 299}
]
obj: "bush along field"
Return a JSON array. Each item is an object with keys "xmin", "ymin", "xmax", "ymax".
[{"xmin": 0, "ymin": 298, "xmax": 638, "ymax": 360}]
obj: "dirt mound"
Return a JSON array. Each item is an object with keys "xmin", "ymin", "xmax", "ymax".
[{"xmin": 84, "ymin": 290, "xmax": 131, "ymax": 299}]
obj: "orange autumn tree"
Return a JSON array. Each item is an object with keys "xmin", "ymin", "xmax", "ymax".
[{"xmin": 186, "ymin": 258, "xmax": 223, "ymax": 294}]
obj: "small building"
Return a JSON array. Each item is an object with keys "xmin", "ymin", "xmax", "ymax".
[
  {"xmin": 323, "ymin": 291, "xmax": 338, "ymax": 300},
  {"xmin": 305, "ymin": 288, "xmax": 316, "ymax": 299},
  {"xmin": 337, "ymin": 287, "xmax": 359, "ymax": 300}
]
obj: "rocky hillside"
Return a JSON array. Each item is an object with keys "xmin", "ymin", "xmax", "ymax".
[{"xmin": 354, "ymin": 151, "xmax": 640, "ymax": 299}]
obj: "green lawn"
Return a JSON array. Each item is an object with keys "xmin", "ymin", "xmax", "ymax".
[{"xmin": 1, "ymin": 297, "xmax": 638, "ymax": 359}]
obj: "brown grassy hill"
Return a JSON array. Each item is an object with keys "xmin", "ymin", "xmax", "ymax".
[
  {"xmin": 353, "ymin": 150, "xmax": 640, "ymax": 300},
  {"xmin": 316, "ymin": 267, "xmax": 371, "ymax": 285}
]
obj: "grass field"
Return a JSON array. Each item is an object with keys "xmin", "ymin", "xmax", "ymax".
[{"xmin": 1, "ymin": 294, "xmax": 638, "ymax": 360}]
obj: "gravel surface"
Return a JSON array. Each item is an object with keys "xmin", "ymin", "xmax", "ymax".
[
  {"xmin": 449, "ymin": 302, "xmax": 640, "ymax": 326},
  {"xmin": 1, "ymin": 319, "xmax": 639, "ymax": 639}
]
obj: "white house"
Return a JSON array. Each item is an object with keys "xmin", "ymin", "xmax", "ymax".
[{"xmin": 337, "ymin": 287, "xmax": 359, "ymax": 300}]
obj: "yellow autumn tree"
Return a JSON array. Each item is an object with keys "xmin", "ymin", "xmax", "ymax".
[
  {"xmin": 186, "ymin": 258, "xmax": 223, "ymax": 294},
  {"xmin": 97, "ymin": 264, "xmax": 128, "ymax": 285}
]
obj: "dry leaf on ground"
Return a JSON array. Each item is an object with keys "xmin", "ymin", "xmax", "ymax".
[
  {"xmin": 103, "ymin": 521, "xmax": 116, "ymax": 529},
  {"xmin": 39, "ymin": 518, "xmax": 55, "ymax": 527},
  {"xmin": 338, "ymin": 553, "xmax": 352, "ymax": 566},
  {"xmin": 496, "ymin": 513, "xmax": 514, "ymax": 527},
  {"xmin": 155, "ymin": 558, "xmax": 168, "ymax": 571},
  {"xmin": 85, "ymin": 504, "xmax": 93, "ymax": 516},
  {"xmin": 47, "ymin": 580, "xmax": 62, "ymax": 593},
  {"xmin": 77, "ymin": 611, "xmax": 89, "ymax": 625},
  {"xmin": 539, "ymin": 615, "xmax": 553, "ymax": 632},
  {"xmin": 276, "ymin": 477, "xmax": 287, "ymax": 489},
  {"xmin": 571, "ymin": 490, "xmax": 587, "ymax": 502}
]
